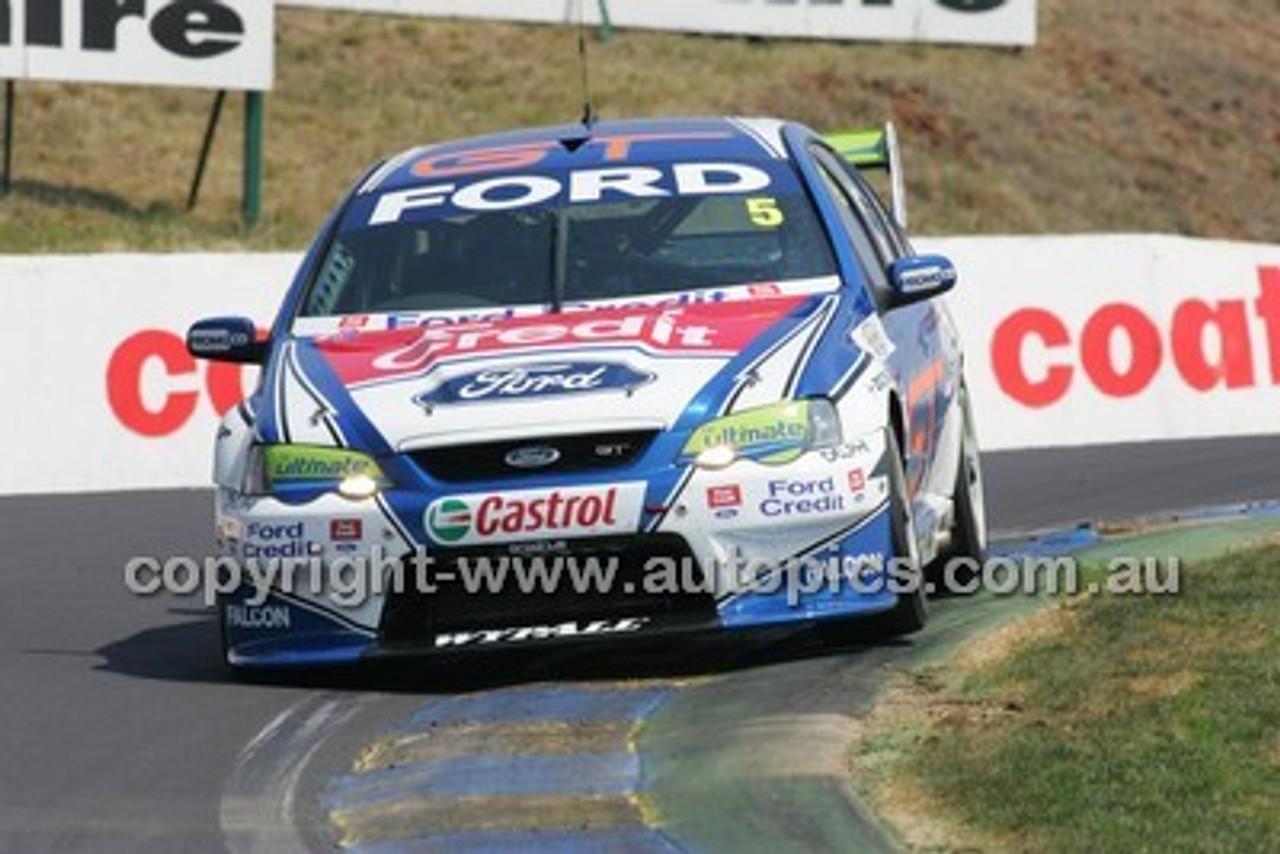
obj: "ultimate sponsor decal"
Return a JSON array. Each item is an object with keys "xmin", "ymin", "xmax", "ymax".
[
  {"xmin": 682, "ymin": 400, "xmax": 817, "ymax": 466},
  {"xmin": 416, "ymin": 361, "xmax": 654, "ymax": 407},
  {"xmin": 316, "ymin": 299, "xmax": 806, "ymax": 387},
  {"xmin": 266, "ymin": 447, "xmax": 381, "ymax": 483},
  {"xmin": 424, "ymin": 483, "xmax": 646, "ymax": 546},
  {"xmin": 434, "ymin": 617, "xmax": 650, "ymax": 649}
]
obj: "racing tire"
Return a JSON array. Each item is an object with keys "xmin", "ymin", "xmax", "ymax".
[
  {"xmin": 818, "ymin": 432, "xmax": 928, "ymax": 646},
  {"xmin": 934, "ymin": 384, "xmax": 988, "ymax": 595}
]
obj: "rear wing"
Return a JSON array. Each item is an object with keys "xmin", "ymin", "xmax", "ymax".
[{"xmin": 823, "ymin": 122, "xmax": 908, "ymax": 229}]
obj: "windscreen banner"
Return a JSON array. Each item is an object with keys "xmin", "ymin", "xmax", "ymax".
[
  {"xmin": 0, "ymin": 1, "xmax": 273, "ymax": 89},
  {"xmin": 281, "ymin": 0, "xmax": 1037, "ymax": 48}
]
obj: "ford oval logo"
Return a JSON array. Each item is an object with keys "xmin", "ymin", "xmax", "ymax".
[
  {"xmin": 504, "ymin": 445, "xmax": 562, "ymax": 470},
  {"xmin": 416, "ymin": 362, "xmax": 655, "ymax": 407}
]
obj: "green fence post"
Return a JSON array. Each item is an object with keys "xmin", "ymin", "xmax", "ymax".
[
  {"xmin": 243, "ymin": 91, "xmax": 264, "ymax": 227},
  {"xmin": 3, "ymin": 81, "xmax": 14, "ymax": 197},
  {"xmin": 597, "ymin": 0, "xmax": 613, "ymax": 42}
]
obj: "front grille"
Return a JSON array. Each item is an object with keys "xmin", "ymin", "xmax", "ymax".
[
  {"xmin": 379, "ymin": 534, "xmax": 714, "ymax": 646},
  {"xmin": 408, "ymin": 430, "xmax": 658, "ymax": 483}
]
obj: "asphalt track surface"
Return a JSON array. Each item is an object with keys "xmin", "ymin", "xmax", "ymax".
[{"xmin": 1, "ymin": 435, "xmax": 1278, "ymax": 853}]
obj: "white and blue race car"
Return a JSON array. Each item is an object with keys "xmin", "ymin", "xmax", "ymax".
[{"xmin": 188, "ymin": 116, "xmax": 986, "ymax": 669}]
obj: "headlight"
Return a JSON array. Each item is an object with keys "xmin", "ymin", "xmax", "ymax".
[
  {"xmin": 681, "ymin": 399, "xmax": 843, "ymax": 469},
  {"xmin": 242, "ymin": 445, "xmax": 391, "ymax": 500}
]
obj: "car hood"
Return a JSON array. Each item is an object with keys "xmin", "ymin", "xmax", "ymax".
[{"xmin": 264, "ymin": 290, "xmax": 847, "ymax": 456}]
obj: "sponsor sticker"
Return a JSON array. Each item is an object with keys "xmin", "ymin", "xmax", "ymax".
[
  {"xmin": 706, "ymin": 467, "xmax": 884, "ymax": 524},
  {"xmin": 706, "ymin": 484, "xmax": 744, "ymax": 509},
  {"xmin": 818, "ymin": 437, "xmax": 881, "ymax": 465},
  {"xmin": 759, "ymin": 476, "xmax": 849, "ymax": 518},
  {"xmin": 850, "ymin": 315, "xmax": 896, "ymax": 362},
  {"xmin": 226, "ymin": 605, "xmax": 291, "ymax": 631},
  {"xmin": 424, "ymin": 483, "xmax": 646, "ymax": 546},
  {"xmin": 682, "ymin": 400, "xmax": 813, "ymax": 465},
  {"xmin": 242, "ymin": 521, "xmax": 314, "ymax": 559},
  {"xmin": 216, "ymin": 515, "xmax": 243, "ymax": 541},
  {"xmin": 315, "ymin": 299, "xmax": 805, "ymax": 386},
  {"xmin": 291, "ymin": 277, "xmax": 840, "ymax": 338},
  {"xmin": 434, "ymin": 617, "xmax": 650, "ymax": 649},
  {"xmin": 330, "ymin": 519, "xmax": 363, "ymax": 541},
  {"xmin": 368, "ymin": 162, "xmax": 774, "ymax": 226},
  {"xmin": 265, "ymin": 446, "xmax": 383, "ymax": 484}
]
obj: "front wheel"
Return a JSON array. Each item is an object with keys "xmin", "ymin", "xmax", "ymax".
[
  {"xmin": 934, "ymin": 384, "xmax": 988, "ymax": 594},
  {"xmin": 819, "ymin": 431, "xmax": 927, "ymax": 645}
]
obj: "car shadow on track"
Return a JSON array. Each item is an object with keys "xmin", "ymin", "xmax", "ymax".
[
  {"xmin": 94, "ymin": 606, "xmax": 911, "ymax": 696},
  {"xmin": 94, "ymin": 607, "xmax": 234, "ymax": 684}
]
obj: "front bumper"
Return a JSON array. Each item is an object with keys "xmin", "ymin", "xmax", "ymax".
[{"xmin": 215, "ymin": 430, "xmax": 900, "ymax": 667}]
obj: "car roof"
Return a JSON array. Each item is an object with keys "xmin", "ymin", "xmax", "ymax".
[{"xmin": 358, "ymin": 116, "xmax": 807, "ymax": 196}]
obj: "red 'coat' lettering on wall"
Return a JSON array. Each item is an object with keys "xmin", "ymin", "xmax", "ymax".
[
  {"xmin": 990, "ymin": 308, "xmax": 1072, "ymax": 409},
  {"xmin": 991, "ymin": 266, "xmax": 1280, "ymax": 408},
  {"xmin": 1080, "ymin": 303, "xmax": 1162, "ymax": 398},
  {"xmin": 107, "ymin": 329, "xmax": 250, "ymax": 438}
]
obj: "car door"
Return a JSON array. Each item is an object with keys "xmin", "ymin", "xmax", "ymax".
[{"xmin": 808, "ymin": 146, "xmax": 951, "ymax": 502}]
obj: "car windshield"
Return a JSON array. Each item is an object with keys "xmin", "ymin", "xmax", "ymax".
[{"xmin": 298, "ymin": 157, "xmax": 838, "ymax": 318}]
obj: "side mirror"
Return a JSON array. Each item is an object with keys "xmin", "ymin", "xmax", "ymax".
[
  {"xmin": 888, "ymin": 255, "xmax": 958, "ymax": 308},
  {"xmin": 187, "ymin": 317, "xmax": 268, "ymax": 365}
]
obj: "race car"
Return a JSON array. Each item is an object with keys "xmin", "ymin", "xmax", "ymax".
[{"xmin": 188, "ymin": 116, "xmax": 986, "ymax": 669}]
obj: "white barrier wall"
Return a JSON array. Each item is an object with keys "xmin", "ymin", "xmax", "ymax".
[
  {"xmin": 2, "ymin": 235, "xmax": 1277, "ymax": 495},
  {"xmin": 922, "ymin": 236, "xmax": 1280, "ymax": 452},
  {"xmin": 2, "ymin": 254, "xmax": 297, "ymax": 495},
  {"xmin": 282, "ymin": 0, "xmax": 1037, "ymax": 48}
]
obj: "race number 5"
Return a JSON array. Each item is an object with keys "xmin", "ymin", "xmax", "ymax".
[{"xmin": 746, "ymin": 197, "xmax": 784, "ymax": 228}]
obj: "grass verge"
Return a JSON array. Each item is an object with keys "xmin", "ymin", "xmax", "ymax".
[{"xmin": 853, "ymin": 537, "xmax": 1280, "ymax": 852}]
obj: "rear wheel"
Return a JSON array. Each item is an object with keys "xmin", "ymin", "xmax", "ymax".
[{"xmin": 819, "ymin": 431, "xmax": 927, "ymax": 645}]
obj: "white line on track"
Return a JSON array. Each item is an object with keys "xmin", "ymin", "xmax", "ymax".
[{"xmin": 220, "ymin": 693, "xmax": 367, "ymax": 854}]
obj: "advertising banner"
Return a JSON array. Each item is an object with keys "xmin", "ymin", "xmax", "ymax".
[
  {"xmin": 282, "ymin": 0, "xmax": 1037, "ymax": 48},
  {"xmin": 0, "ymin": 1, "xmax": 273, "ymax": 89}
]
